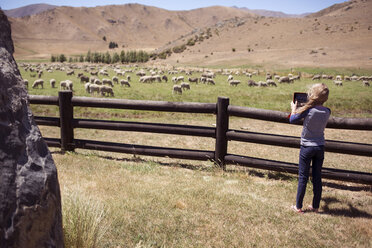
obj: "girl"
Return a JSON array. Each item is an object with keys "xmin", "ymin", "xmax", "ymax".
[{"xmin": 289, "ymin": 83, "xmax": 331, "ymax": 213}]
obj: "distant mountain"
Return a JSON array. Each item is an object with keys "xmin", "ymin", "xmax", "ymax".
[
  {"xmin": 306, "ymin": 0, "xmax": 354, "ymax": 18},
  {"xmin": 233, "ymin": 6, "xmax": 309, "ymax": 18},
  {"xmin": 4, "ymin": 3, "xmax": 57, "ymax": 18}
]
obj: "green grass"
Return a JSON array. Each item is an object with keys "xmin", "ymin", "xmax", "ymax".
[{"xmin": 20, "ymin": 63, "xmax": 372, "ymax": 118}]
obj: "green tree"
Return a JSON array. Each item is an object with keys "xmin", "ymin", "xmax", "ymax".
[
  {"xmin": 120, "ymin": 50, "xmax": 125, "ymax": 63},
  {"xmin": 50, "ymin": 55, "xmax": 56, "ymax": 62},
  {"xmin": 86, "ymin": 50, "xmax": 91, "ymax": 62},
  {"xmin": 112, "ymin": 52, "xmax": 120, "ymax": 63},
  {"xmin": 59, "ymin": 54, "xmax": 67, "ymax": 63},
  {"xmin": 104, "ymin": 52, "xmax": 111, "ymax": 64}
]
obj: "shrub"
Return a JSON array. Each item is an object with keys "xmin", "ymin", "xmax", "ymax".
[
  {"xmin": 232, "ymin": 48, "xmax": 236, "ymax": 52},
  {"xmin": 63, "ymin": 192, "xmax": 110, "ymax": 248},
  {"xmin": 172, "ymin": 44, "xmax": 186, "ymax": 53}
]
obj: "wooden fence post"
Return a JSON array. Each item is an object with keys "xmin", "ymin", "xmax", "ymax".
[
  {"xmin": 215, "ymin": 97, "xmax": 229, "ymax": 169},
  {"xmin": 59, "ymin": 91, "xmax": 74, "ymax": 152}
]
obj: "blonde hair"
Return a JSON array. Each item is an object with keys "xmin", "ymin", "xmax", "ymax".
[{"xmin": 296, "ymin": 83, "xmax": 329, "ymax": 114}]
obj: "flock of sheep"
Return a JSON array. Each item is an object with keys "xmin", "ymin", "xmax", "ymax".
[{"xmin": 20, "ymin": 62, "xmax": 371, "ymax": 98}]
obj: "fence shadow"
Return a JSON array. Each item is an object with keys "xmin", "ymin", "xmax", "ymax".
[
  {"xmin": 323, "ymin": 181, "xmax": 372, "ymax": 192},
  {"xmin": 320, "ymin": 196, "xmax": 372, "ymax": 219}
]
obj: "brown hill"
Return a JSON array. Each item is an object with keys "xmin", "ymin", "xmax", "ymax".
[
  {"xmin": 9, "ymin": 0, "xmax": 372, "ymax": 69},
  {"xmin": 9, "ymin": 4, "xmax": 254, "ymax": 59},
  {"xmin": 4, "ymin": 3, "xmax": 57, "ymax": 18},
  {"xmin": 161, "ymin": 0, "xmax": 372, "ymax": 69}
]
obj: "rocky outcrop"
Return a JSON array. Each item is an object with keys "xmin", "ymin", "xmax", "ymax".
[{"xmin": 0, "ymin": 10, "xmax": 64, "ymax": 248}]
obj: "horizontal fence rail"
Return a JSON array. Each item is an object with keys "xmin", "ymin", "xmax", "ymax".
[
  {"xmin": 71, "ymin": 96, "xmax": 217, "ymax": 113},
  {"xmin": 73, "ymin": 119, "xmax": 216, "ymax": 138},
  {"xmin": 30, "ymin": 92, "xmax": 372, "ymax": 185},
  {"xmin": 228, "ymin": 105, "xmax": 372, "ymax": 130}
]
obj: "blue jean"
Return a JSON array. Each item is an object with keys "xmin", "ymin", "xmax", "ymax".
[{"xmin": 296, "ymin": 145, "xmax": 324, "ymax": 209}]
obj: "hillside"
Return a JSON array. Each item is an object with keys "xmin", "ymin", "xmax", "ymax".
[
  {"xmin": 4, "ymin": 3, "xmax": 57, "ymax": 18},
  {"xmin": 161, "ymin": 0, "xmax": 372, "ymax": 68},
  {"xmin": 9, "ymin": 4, "xmax": 254, "ymax": 59},
  {"xmin": 8, "ymin": 0, "xmax": 372, "ymax": 69}
]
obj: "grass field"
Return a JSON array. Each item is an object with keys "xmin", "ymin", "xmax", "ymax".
[
  {"xmin": 20, "ymin": 63, "xmax": 372, "ymax": 118},
  {"xmin": 20, "ymin": 62, "xmax": 372, "ymax": 247}
]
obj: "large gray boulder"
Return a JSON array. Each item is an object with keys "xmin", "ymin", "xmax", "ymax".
[{"xmin": 0, "ymin": 10, "xmax": 64, "ymax": 247}]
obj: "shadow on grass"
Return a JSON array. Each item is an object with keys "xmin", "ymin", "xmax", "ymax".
[
  {"xmin": 320, "ymin": 196, "xmax": 372, "ymax": 219},
  {"xmin": 323, "ymin": 181, "xmax": 372, "ymax": 192}
]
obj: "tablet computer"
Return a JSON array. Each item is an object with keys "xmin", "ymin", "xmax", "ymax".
[{"xmin": 293, "ymin": 92, "xmax": 308, "ymax": 108}]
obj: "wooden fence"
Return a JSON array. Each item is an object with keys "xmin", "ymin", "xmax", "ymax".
[{"xmin": 29, "ymin": 91, "xmax": 372, "ymax": 185}]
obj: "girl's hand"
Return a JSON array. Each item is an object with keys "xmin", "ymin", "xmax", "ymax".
[{"xmin": 291, "ymin": 101, "xmax": 298, "ymax": 113}]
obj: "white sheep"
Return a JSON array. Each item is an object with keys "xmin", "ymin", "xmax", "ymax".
[
  {"xmin": 312, "ymin": 74, "xmax": 321, "ymax": 80},
  {"xmin": 227, "ymin": 75, "xmax": 233, "ymax": 82},
  {"xmin": 278, "ymin": 76, "xmax": 290, "ymax": 83},
  {"xmin": 248, "ymin": 80, "xmax": 258, "ymax": 87},
  {"xmin": 66, "ymin": 70, "xmax": 74, "ymax": 76},
  {"xmin": 334, "ymin": 80, "xmax": 343, "ymax": 86},
  {"xmin": 84, "ymin": 82, "xmax": 91, "ymax": 93},
  {"xmin": 50, "ymin": 79, "xmax": 56, "ymax": 88},
  {"xmin": 229, "ymin": 80, "xmax": 240, "ymax": 86},
  {"xmin": 335, "ymin": 75, "xmax": 342, "ymax": 81},
  {"xmin": 102, "ymin": 78, "xmax": 114, "ymax": 87},
  {"xmin": 60, "ymin": 80, "xmax": 73, "ymax": 91},
  {"xmin": 32, "ymin": 79, "xmax": 44, "ymax": 89},
  {"xmin": 120, "ymin": 79, "xmax": 131, "ymax": 87},
  {"xmin": 362, "ymin": 81, "xmax": 370, "ymax": 86},
  {"xmin": 94, "ymin": 79, "xmax": 102, "ymax": 85},
  {"xmin": 258, "ymin": 81, "xmax": 268, "ymax": 87},
  {"xmin": 89, "ymin": 84, "xmax": 100, "ymax": 95},
  {"xmin": 180, "ymin": 82, "xmax": 190, "ymax": 90},
  {"xmin": 100, "ymin": 85, "xmax": 114, "ymax": 97},
  {"xmin": 267, "ymin": 80, "xmax": 277, "ymax": 87},
  {"xmin": 172, "ymin": 85, "xmax": 182, "ymax": 94},
  {"xmin": 206, "ymin": 78, "xmax": 215, "ymax": 85}
]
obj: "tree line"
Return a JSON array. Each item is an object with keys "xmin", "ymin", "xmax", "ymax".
[{"xmin": 51, "ymin": 50, "xmax": 151, "ymax": 64}]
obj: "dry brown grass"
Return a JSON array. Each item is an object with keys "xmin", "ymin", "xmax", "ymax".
[{"xmin": 38, "ymin": 114, "xmax": 372, "ymax": 247}]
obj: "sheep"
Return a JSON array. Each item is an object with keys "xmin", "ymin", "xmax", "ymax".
[
  {"xmin": 312, "ymin": 74, "xmax": 321, "ymax": 80},
  {"xmin": 90, "ymin": 71, "xmax": 98, "ymax": 76},
  {"xmin": 248, "ymin": 80, "xmax": 258, "ymax": 87},
  {"xmin": 60, "ymin": 80, "xmax": 73, "ymax": 91},
  {"xmin": 23, "ymin": 79, "xmax": 29, "ymax": 89},
  {"xmin": 102, "ymin": 78, "xmax": 114, "ymax": 87},
  {"xmin": 335, "ymin": 75, "xmax": 342, "ymax": 81},
  {"xmin": 136, "ymin": 70, "xmax": 146, "ymax": 76},
  {"xmin": 351, "ymin": 75, "xmax": 359, "ymax": 81},
  {"xmin": 140, "ymin": 75, "xmax": 153, "ymax": 83},
  {"xmin": 100, "ymin": 85, "xmax": 114, "ymax": 97},
  {"xmin": 94, "ymin": 79, "xmax": 102, "ymax": 85},
  {"xmin": 77, "ymin": 72, "xmax": 84, "ymax": 78},
  {"xmin": 112, "ymin": 76, "xmax": 119, "ymax": 84},
  {"xmin": 188, "ymin": 77, "xmax": 198, "ymax": 83},
  {"xmin": 127, "ymin": 75, "xmax": 131, "ymax": 82},
  {"xmin": 267, "ymin": 80, "xmax": 277, "ymax": 87},
  {"xmin": 258, "ymin": 81, "xmax": 268, "ymax": 87},
  {"xmin": 80, "ymin": 75, "xmax": 89, "ymax": 83},
  {"xmin": 50, "ymin": 79, "xmax": 56, "ymax": 88},
  {"xmin": 265, "ymin": 74, "xmax": 272, "ymax": 80},
  {"xmin": 38, "ymin": 71, "xmax": 43, "ymax": 78},
  {"xmin": 66, "ymin": 70, "xmax": 74, "ymax": 76},
  {"xmin": 278, "ymin": 76, "xmax": 290, "ymax": 83},
  {"xmin": 362, "ymin": 81, "xmax": 370, "ymax": 86},
  {"xmin": 172, "ymin": 76, "xmax": 177, "ymax": 83},
  {"xmin": 202, "ymin": 72, "xmax": 215, "ymax": 78},
  {"xmin": 152, "ymin": 75, "xmax": 162, "ymax": 82},
  {"xmin": 334, "ymin": 80, "xmax": 343, "ymax": 86},
  {"xmin": 227, "ymin": 75, "xmax": 234, "ymax": 82},
  {"xmin": 172, "ymin": 85, "xmax": 182, "ymax": 94},
  {"xmin": 99, "ymin": 70, "xmax": 109, "ymax": 76},
  {"xmin": 180, "ymin": 82, "xmax": 190, "ymax": 90},
  {"xmin": 229, "ymin": 80, "xmax": 240, "ymax": 86},
  {"xmin": 84, "ymin": 82, "xmax": 91, "ymax": 93},
  {"xmin": 162, "ymin": 75, "xmax": 168, "ymax": 82},
  {"xmin": 206, "ymin": 78, "xmax": 215, "ymax": 85},
  {"xmin": 89, "ymin": 84, "xmax": 100, "ymax": 95},
  {"xmin": 344, "ymin": 76, "xmax": 351, "ymax": 81},
  {"xmin": 274, "ymin": 75, "xmax": 281, "ymax": 81},
  {"xmin": 120, "ymin": 79, "xmax": 131, "ymax": 87},
  {"xmin": 176, "ymin": 76, "xmax": 184, "ymax": 82},
  {"xmin": 200, "ymin": 77, "xmax": 207, "ymax": 83},
  {"xmin": 32, "ymin": 79, "xmax": 44, "ymax": 89}
]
